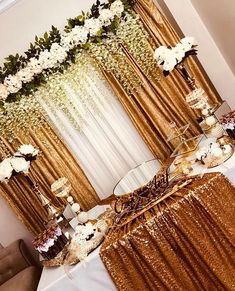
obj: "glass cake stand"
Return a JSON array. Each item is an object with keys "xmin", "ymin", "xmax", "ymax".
[{"xmin": 167, "ymin": 122, "xmax": 204, "ymax": 158}]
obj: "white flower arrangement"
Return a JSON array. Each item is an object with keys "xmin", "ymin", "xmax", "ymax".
[
  {"xmin": 110, "ymin": 0, "xmax": 124, "ymax": 16},
  {"xmin": 18, "ymin": 144, "xmax": 39, "ymax": 157},
  {"xmin": 0, "ymin": 144, "xmax": 39, "ymax": 182},
  {"xmin": 16, "ymin": 67, "xmax": 34, "ymax": 83},
  {"xmin": 154, "ymin": 36, "xmax": 197, "ymax": 75},
  {"xmin": 28, "ymin": 57, "xmax": 43, "ymax": 75},
  {"xmin": 4, "ymin": 75, "xmax": 22, "ymax": 94},
  {"xmin": 84, "ymin": 18, "xmax": 102, "ymax": 36},
  {"xmin": 98, "ymin": 8, "xmax": 115, "ymax": 26},
  {"xmin": 0, "ymin": 0, "xmax": 126, "ymax": 101}
]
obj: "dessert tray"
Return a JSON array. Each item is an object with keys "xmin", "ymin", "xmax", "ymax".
[{"xmin": 40, "ymin": 219, "xmax": 109, "ymax": 267}]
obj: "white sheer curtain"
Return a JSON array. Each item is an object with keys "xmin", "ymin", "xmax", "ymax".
[{"xmin": 39, "ymin": 64, "xmax": 157, "ymax": 199}]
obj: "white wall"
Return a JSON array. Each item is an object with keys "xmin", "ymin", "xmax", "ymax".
[
  {"xmin": 160, "ymin": 0, "xmax": 235, "ymax": 108},
  {"xmin": 0, "ymin": 195, "xmax": 35, "ymax": 251},
  {"xmin": 191, "ymin": 0, "xmax": 235, "ymax": 75}
]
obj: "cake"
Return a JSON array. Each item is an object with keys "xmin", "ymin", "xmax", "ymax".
[
  {"xmin": 33, "ymin": 224, "xmax": 68, "ymax": 260},
  {"xmin": 185, "ymin": 88, "xmax": 208, "ymax": 110}
]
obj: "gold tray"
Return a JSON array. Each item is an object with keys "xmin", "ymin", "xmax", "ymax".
[{"xmin": 205, "ymin": 146, "xmax": 234, "ymax": 168}]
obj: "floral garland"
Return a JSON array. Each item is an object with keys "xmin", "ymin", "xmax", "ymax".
[{"xmin": 0, "ymin": 0, "xmax": 134, "ymax": 104}]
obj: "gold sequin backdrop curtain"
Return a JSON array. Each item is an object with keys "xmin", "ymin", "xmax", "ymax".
[
  {"xmin": 100, "ymin": 0, "xmax": 221, "ymax": 161},
  {"xmin": 0, "ymin": 125, "xmax": 100, "ymax": 235}
]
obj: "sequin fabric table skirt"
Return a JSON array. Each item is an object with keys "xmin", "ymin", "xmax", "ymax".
[{"xmin": 100, "ymin": 173, "xmax": 235, "ymax": 291}]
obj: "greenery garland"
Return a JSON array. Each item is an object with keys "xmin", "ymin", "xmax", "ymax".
[{"xmin": 0, "ymin": 0, "xmax": 135, "ymax": 106}]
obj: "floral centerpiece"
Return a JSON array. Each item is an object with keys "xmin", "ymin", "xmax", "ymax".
[
  {"xmin": 153, "ymin": 36, "xmax": 197, "ymax": 76},
  {"xmin": 0, "ymin": 144, "xmax": 39, "ymax": 182}
]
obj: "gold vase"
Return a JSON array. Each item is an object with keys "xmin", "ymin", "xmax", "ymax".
[{"xmin": 175, "ymin": 62, "xmax": 197, "ymax": 90}]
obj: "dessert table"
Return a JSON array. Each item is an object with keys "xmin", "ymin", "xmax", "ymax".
[
  {"xmin": 37, "ymin": 154, "xmax": 235, "ymax": 291},
  {"xmin": 100, "ymin": 172, "xmax": 235, "ymax": 290}
]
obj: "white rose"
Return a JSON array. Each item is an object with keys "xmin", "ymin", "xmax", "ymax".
[
  {"xmin": 98, "ymin": 9, "xmax": 115, "ymax": 26},
  {"xmin": 28, "ymin": 57, "xmax": 43, "ymax": 75},
  {"xmin": 154, "ymin": 46, "xmax": 169, "ymax": 60},
  {"xmin": 162, "ymin": 56, "xmax": 177, "ymax": 71},
  {"xmin": 16, "ymin": 67, "xmax": 34, "ymax": 83},
  {"xmin": 10, "ymin": 157, "xmax": 30, "ymax": 173},
  {"xmin": 181, "ymin": 36, "xmax": 196, "ymax": 47},
  {"xmin": 39, "ymin": 50, "xmax": 56, "ymax": 69},
  {"xmin": 172, "ymin": 43, "xmax": 185, "ymax": 62},
  {"xmin": 4, "ymin": 75, "xmax": 22, "ymax": 94},
  {"xmin": 0, "ymin": 84, "xmax": 9, "ymax": 100},
  {"xmin": 180, "ymin": 36, "xmax": 196, "ymax": 52},
  {"xmin": 50, "ymin": 43, "xmax": 67, "ymax": 63},
  {"xmin": 0, "ymin": 158, "xmax": 13, "ymax": 182},
  {"xmin": 18, "ymin": 144, "xmax": 39, "ymax": 156},
  {"xmin": 110, "ymin": 0, "xmax": 124, "ymax": 16},
  {"xmin": 84, "ymin": 18, "xmax": 102, "ymax": 36},
  {"xmin": 61, "ymin": 33, "xmax": 74, "ymax": 51},
  {"xmin": 71, "ymin": 26, "xmax": 88, "ymax": 44}
]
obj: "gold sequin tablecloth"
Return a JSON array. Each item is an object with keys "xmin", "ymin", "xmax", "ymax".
[{"xmin": 100, "ymin": 173, "xmax": 235, "ymax": 291}]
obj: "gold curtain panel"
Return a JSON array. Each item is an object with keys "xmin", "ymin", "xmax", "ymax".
[
  {"xmin": 100, "ymin": 173, "xmax": 235, "ymax": 290},
  {"xmin": 0, "ymin": 125, "xmax": 100, "ymax": 235},
  {"xmin": 101, "ymin": 0, "xmax": 221, "ymax": 161}
]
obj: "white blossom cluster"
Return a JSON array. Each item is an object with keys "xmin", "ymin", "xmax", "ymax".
[
  {"xmin": 154, "ymin": 36, "xmax": 197, "ymax": 72},
  {"xmin": 0, "ymin": 144, "xmax": 39, "ymax": 182},
  {"xmin": 0, "ymin": 0, "xmax": 124, "ymax": 101}
]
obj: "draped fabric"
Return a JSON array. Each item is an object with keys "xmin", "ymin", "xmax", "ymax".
[
  {"xmin": 0, "ymin": 125, "xmax": 100, "ymax": 235},
  {"xmin": 100, "ymin": 173, "xmax": 235, "ymax": 290},
  {"xmin": 99, "ymin": 0, "xmax": 221, "ymax": 161},
  {"xmin": 39, "ymin": 64, "xmax": 155, "ymax": 199}
]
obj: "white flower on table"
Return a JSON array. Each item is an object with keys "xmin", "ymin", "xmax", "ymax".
[
  {"xmin": 4, "ymin": 75, "xmax": 22, "ymax": 94},
  {"xmin": 17, "ymin": 144, "xmax": 39, "ymax": 157},
  {"xmin": 84, "ymin": 18, "xmax": 102, "ymax": 36},
  {"xmin": 71, "ymin": 26, "xmax": 88, "ymax": 45},
  {"xmin": 0, "ymin": 84, "xmax": 9, "ymax": 100}
]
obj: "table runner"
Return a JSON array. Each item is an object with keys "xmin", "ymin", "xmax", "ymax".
[{"xmin": 100, "ymin": 173, "xmax": 235, "ymax": 290}]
